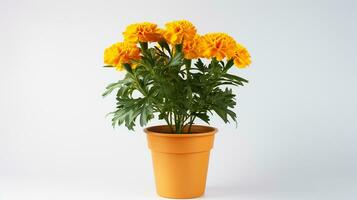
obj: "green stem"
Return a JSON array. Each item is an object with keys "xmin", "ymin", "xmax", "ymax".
[
  {"xmin": 165, "ymin": 116, "xmax": 174, "ymax": 133},
  {"xmin": 184, "ymin": 59, "xmax": 191, "ymax": 80},
  {"xmin": 188, "ymin": 116, "xmax": 196, "ymax": 134},
  {"xmin": 132, "ymin": 74, "xmax": 147, "ymax": 96},
  {"xmin": 175, "ymin": 114, "xmax": 180, "ymax": 133}
]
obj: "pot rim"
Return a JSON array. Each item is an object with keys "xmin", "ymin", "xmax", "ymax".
[{"xmin": 144, "ymin": 125, "xmax": 217, "ymax": 137}]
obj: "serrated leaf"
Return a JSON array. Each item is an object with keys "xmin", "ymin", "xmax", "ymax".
[
  {"xmin": 102, "ymin": 80, "xmax": 130, "ymax": 97},
  {"xmin": 195, "ymin": 112, "xmax": 210, "ymax": 124}
]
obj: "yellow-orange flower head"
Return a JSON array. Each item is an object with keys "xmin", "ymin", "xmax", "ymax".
[
  {"xmin": 183, "ymin": 35, "xmax": 201, "ymax": 59},
  {"xmin": 164, "ymin": 20, "xmax": 197, "ymax": 45},
  {"xmin": 123, "ymin": 22, "xmax": 163, "ymax": 43},
  {"xmin": 104, "ymin": 42, "xmax": 141, "ymax": 71},
  {"xmin": 198, "ymin": 33, "xmax": 237, "ymax": 61},
  {"xmin": 232, "ymin": 43, "xmax": 251, "ymax": 68}
]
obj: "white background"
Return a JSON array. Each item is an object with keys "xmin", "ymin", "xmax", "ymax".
[{"xmin": 1, "ymin": 0, "xmax": 356, "ymax": 199}]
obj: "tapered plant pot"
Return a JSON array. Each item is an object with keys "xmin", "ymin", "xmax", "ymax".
[{"xmin": 145, "ymin": 125, "xmax": 217, "ymax": 199}]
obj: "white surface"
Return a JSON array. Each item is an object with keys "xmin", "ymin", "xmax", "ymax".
[{"xmin": 1, "ymin": 0, "xmax": 357, "ymax": 199}]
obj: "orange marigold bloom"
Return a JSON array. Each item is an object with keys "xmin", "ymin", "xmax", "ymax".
[
  {"xmin": 183, "ymin": 35, "xmax": 201, "ymax": 59},
  {"xmin": 123, "ymin": 22, "xmax": 163, "ymax": 43},
  {"xmin": 198, "ymin": 33, "xmax": 237, "ymax": 60},
  {"xmin": 163, "ymin": 20, "xmax": 197, "ymax": 45},
  {"xmin": 232, "ymin": 43, "xmax": 251, "ymax": 68},
  {"xmin": 104, "ymin": 42, "xmax": 141, "ymax": 71}
]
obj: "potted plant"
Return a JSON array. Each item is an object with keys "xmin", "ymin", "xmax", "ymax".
[{"xmin": 102, "ymin": 20, "xmax": 251, "ymax": 198}]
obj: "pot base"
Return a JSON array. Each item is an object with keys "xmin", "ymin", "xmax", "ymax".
[{"xmin": 152, "ymin": 151, "xmax": 210, "ymax": 198}]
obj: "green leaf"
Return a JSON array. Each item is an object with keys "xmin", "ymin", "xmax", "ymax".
[
  {"xmin": 158, "ymin": 113, "xmax": 165, "ymax": 120},
  {"xmin": 223, "ymin": 59, "xmax": 234, "ymax": 72},
  {"xmin": 212, "ymin": 106, "xmax": 228, "ymax": 123},
  {"xmin": 139, "ymin": 42, "xmax": 148, "ymax": 50},
  {"xmin": 102, "ymin": 79, "xmax": 130, "ymax": 97},
  {"xmin": 123, "ymin": 63, "xmax": 133, "ymax": 73},
  {"xmin": 167, "ymin": 51, "xmax": 183, "ymax": 67},
  {"xmin": 194, "ymin": 59, "xmax": 206, "ymax": 72},
  {"xmin": 219, "ymin": 61, "xmax": 225, "ymax": 67},
  {"xmin": 226, "ymin": 108, "xmax": 237, "ymax": 121},
  {"xmin": 175, "ymin": 44, "xmax": 183, "ymax": 53},
  {"xmin": 184, "ymin": 59, "xmax": 192, "ymax": 69},
  {"xmin": 154, "ymin": 46, "xmax": 168, "ymax": 58},
  {"xmin": 195, "ymin": 112, "xmax": 210, "ymax": 124},
  {"xmin": 158, "ymin": 40, "xmax": 171, "ymax": 56},
  {"xmin": 140, "ymin": 104, "xmax": 153, "ymax": 126},
  {"xmin": 223, "ymin": 73, "xmax": 249, "ymax": 83}
]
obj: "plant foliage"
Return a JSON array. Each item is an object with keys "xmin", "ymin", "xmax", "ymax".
[{"xmin": 103, "ymin": 42, "xmax": 248, "ymax": 133}]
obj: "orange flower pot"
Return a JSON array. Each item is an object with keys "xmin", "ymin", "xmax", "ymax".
[{"xmin": 145, "ymin": 125, "xmax": 217, "ymax": 199}]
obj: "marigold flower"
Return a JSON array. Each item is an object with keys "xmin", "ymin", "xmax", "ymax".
[
  {"xmin": 183, "ymin": 35, "xmax": 201, "ymax": 59},
  {"xmin": 123, "ymin": 22, "xmax": 163, "ymax": 43},
  {"xmin": 232, "ymin": 43, "xmax": 251, "ymax": 68},
  {"xmin": 163, "ymin": 20, "xmax": 197, "ymax": 45},
  {"xmin": 104, "ymin": 42, "xmax": 141, "ymax": 71},
  {"xmin": 198, "ymin": 33, "xmax": 237, "ymax": 60}
]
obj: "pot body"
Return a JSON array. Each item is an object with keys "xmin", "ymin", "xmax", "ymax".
[{"xmin": 145, "ymin": 125, "xmax": 217, "ymax": 199}]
